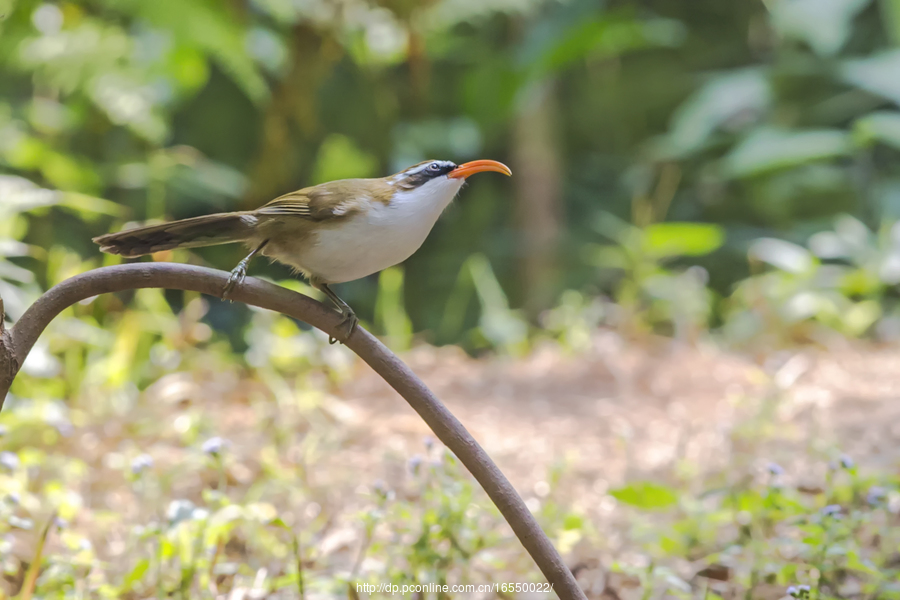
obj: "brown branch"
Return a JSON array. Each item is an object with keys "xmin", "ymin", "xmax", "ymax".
[
  {"xmin": 0, "ymin": 263, "xmax": 585, "ymax": 600},
  {"xmin": 0, "ymin": 297, "xmax": 17, "ymax": 399}
]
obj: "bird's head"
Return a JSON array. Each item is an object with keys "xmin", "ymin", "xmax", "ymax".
[
  {"xmin": 376, "ymin": 159, "xmax": 511, "ymax": 216},
  {"xmin": 389, "ymin": 159, "xmax": 512, "ymax": 192}
]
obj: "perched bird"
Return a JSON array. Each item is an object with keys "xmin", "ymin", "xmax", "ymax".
[{"xmin": 94, "ymin": 159, "xmax": 512, "ymax": 342}]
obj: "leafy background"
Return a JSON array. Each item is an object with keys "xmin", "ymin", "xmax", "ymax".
[
  {"xmin": 4, "ymin": 0, "xmax": 900, "ymax": 598},
  {"xmin": 1, "ymin": 0, "xmax": 898, "ymax": 350}
]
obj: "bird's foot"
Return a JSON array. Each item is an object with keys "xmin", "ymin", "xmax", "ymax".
[
  {"xmin": 329, "ymin": 310, "xmax": 359, "ymax": 345},
  {"xmin": 222, "ymin": 262, "xmax": 248, "ymax": 301}
]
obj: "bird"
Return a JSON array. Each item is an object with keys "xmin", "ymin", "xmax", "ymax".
[{"xmin": 93, "ymin": 159, "xmax": 512, "ymax": 343}]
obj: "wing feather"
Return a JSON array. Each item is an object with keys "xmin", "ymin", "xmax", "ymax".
[
  {"xmin": 255, "ymin": 185, "xmax": 362, "ymax": 221},
  {"xmin": 256, "ymin": 190, "xmax": 314, "ymax": 217},
  {"xmin": 254, "ymin": 179, "xmax": 391, "ymax": 222}
]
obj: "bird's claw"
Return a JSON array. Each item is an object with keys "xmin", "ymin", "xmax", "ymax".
[
  {"xmin": 222, "ymin": 264, "xmax": 247, "ymax": 301},
  {"xmin": 329, "ymin": 311, "xmax": 359, "ymax": 345}
]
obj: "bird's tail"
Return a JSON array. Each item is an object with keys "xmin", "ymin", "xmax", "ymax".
[{"xmin": 93, "ymin": 212, "xmax": 258, "ymax": 258}]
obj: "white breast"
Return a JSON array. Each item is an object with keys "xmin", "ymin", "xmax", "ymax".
[{"xmin": 298, "ymin": 176, "xmax": 465, "ymax": 283}]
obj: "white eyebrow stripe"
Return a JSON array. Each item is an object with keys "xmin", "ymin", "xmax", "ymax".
[
  {"xmin": 389, "ymin": 161, "xmax": 455, "ymax": 184},
  {"xmin": 407, "ymin": 163, "xmax": 432, "ymax": 175},
  {"xmin": 389, "ymin": 163, "xmax": 430, "ymax": 183}
]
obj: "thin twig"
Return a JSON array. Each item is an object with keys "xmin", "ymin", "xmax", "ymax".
[
  {"xmin": 0, "ymin": 263, "xmax": 585, "ymax": 600},
  {"xmin": 292, "ymin": 534, "xmax": 305, "ymax": 600},
  {"xmin": 19, "ymin": 511, "xmax": 57, "ymax": 600}
]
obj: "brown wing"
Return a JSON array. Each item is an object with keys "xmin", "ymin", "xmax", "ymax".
[{"xmin": 255, "ymin": 181, "xmax": 371, "ymax": 222}]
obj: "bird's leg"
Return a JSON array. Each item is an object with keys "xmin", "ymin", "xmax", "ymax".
[
  {"xmin": 223, "ymin": 240, "xmax": 268, "ymax": 301},
  {"xmin": 313, "ymin": 280, "xmax": 358, "ymax": 345}
]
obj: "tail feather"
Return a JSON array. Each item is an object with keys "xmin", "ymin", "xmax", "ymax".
[{"xmin": 93, "ymin": 212, "xmax": 257, "ymax": 258}]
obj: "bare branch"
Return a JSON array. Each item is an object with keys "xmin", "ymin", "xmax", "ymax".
[{"xmin": 0, "ymin": 263, "xmax": 585, "ymax": 600}]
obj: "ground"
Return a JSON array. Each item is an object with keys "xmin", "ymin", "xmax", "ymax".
[
  {"xmin": 343, "ymin": 332, "xmax": 900, "ymax": 501},
  {"xmin": 4, "ymin": 329, "xmax": 900, "ymax": 598},
  {"xmin": 317, "ymin": 332, "xmax": 900, "ymax": 597}
]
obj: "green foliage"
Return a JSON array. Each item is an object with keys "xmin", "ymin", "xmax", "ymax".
[
  {"xmin": 724, "ymin": 215, "xmax": 900, "ymax": 345},
  {"xmin": 592, "ymin": 458, "xmax": 900, "ymax": 599},
  {"xmin": 721, "ymin": 128, "xmax": 855, "ymax": 180},
  {"xmin": 375, "ymin": 266, "xmax": 414, "ymax": 351},
  {"xmin": 437, "ymin": 254, "xmax": 530, "ymax": 354},
  {"xmin": 311, "ymin": 134, "xmax": 379, "ymax": 185},
  {"xmin": 641, "ymin": 223, "xmax": 724, "ymax": 259},
  {"xmin": 585, "ymin": 212, "xmax": 721, "ymax": 337},
  {"xmin": 769, "ymin": 0, "xmax": 871, "ymax": 57},
  {"xmin": 0, "ymin": 376, "xmax": 521, "ymax": 597},
  {"xmin": 1, "ymin": 0, "xmax": 898, "ymax": 348},
  {"xmin": 610, "ymin": 482, "xmax": 679, "ymax": 511}
]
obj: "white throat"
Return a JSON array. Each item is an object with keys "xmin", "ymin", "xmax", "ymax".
[
  {"xmin": 298, "ymin": 175, "xmax": 465, "ymax": 283},
  {"xmin": 391, "ymin": 175, "xmax": 465, "ymax": 216}
]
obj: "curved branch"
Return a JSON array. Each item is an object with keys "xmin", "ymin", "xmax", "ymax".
[{"xmin": 0, "ymin": 263, "xmax": 585, "ymax": 600}]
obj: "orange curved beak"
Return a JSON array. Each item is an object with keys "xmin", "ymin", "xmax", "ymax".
[{"xmin": 447, "ymin": 159, "xmax": 512, "ymax": 179}]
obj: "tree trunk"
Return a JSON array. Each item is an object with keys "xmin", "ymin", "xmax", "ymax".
[{"xmin": 512, "ymin": 79, "xmax": 563, "ymax": 317}]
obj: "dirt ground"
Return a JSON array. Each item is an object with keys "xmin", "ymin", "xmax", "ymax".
[
  {"xmin": 338, "ymin": 332, "xmax": 900, "ymax": 498},
  {"xmin": 9, "ymin": 329, "xmax": 900, "ymax": 598},
  {"xmin": 317, "ymin": 331, "xmax": 900, "ymax": 595}
]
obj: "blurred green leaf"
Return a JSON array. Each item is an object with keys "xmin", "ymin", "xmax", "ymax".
[
  {"xmin": 122, "ymin": 558, "xmax": 150, "ymax": 589},
  {"xmin": 642, "ymin": 222, "xmax": 724, "ymax": 259},
  {"xmin": 311, "ymin": 134, "xmax": 379, "ymax": 185},
  {"xmin": 842, "ymin": 50, "xmax": 900, "ymax": 106},
  {"xmin": 88, "ymin": 73, "xmax": 168, "ymax": 143},
  {"xmin": 106, "ymin": 0, "xmax": 269, "ymax": 105},
  {"xmin": 584, "ymin": 244, "xmax": 630, "ymax": 269},
  {"xmin": 392, "ymin": 118, "xmax": 483, "ymax": 169},
  {"xmin": 884, "ymin": 0, "xmax": 900, "ymax": 43},
  {"xmin": 0, "ymin": 175, "xmax": 59, "ymax": 214},
  {"xmin": 722, "ymin": 128, "xmax": 853, "ymax": 178},
  {"xmin": 0, "ymin": 260, "xmax": 35, "ymax": 283},
  {"xmin": 249, "ymin": 0, "xmax": 306, "ymax": 25},
  {"xmin": 610, "ymin": 482, "xmax": 679, "ymax": 510},
  {"xmin": 562, "ymin": 513, "xmax": 584, "ymax": 530},
  {"xmin": 769, "ymin": 0, "xmax": 871, "ymax": 56},
  {"xmin": 854, "ymin": 111, "xmax": 900, "ymax": 150},
  {"xmin": 809, "ymin": 230, "xmax": 851, "ymax": 259},
  {"xmin": 168, "ymin": 158, "xmax": 249, "ymax": 201},
  {"xmin": 468, "ymin": 254, "xmax": 529, "ymax": 353},
  {"xmin": 528, "ymin": 12, "xmax": 685, "ymax": 76},
  {"xmin": 0, "ymin": 0, "xmax": 14, "ymax": 24},
  {"xmin": 808, "ymin": 214, "xmax": 873, "ymax": 264},
  {"xmin": 656, "ymin": 69, "xmax": 771, "ymax": 158},
  {"xmin": 427, "ymin": 0, "xmax": 547, "ymax": 28},
  {"xmin": 0, "ymin": 240, "xmax": 31, "ymax": 258},
  {"xmin": 874, "ymin": 179, "xmax": 900, "ymax": 218},
  {"xmin": 749, "ymin": 238, "xmax": 814, "ymax": 273},
  {"xmin": 59, "ymin": 193, "xmax": 126, "ymax": 218},
  {"xmin": 375, "ymin": 266, "xmax": 413, "ymax": 351},
  {"xmin": 846, "ymin": 550, "xmax": 882, "ymax": 576},
  {"xmin": 592, "ymin": 211, "xmax": 636, "ymax": 245},
  {"xmin": 843, "ymin": 299, "xmax": 881, "ymax": 335},
  {"xmin": 0, "ymin": 176, "xmax": 123, "ymax": 221},
  {"xmin": 15, "ymin": 20, "xmax": 131, "ymax": 94},
  {"xmin": 246, "ymin": 27, "xmax": 288, "ymax": 74}
]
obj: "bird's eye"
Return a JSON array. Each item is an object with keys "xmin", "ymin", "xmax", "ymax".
[{"xmin": 429, "ymin": 162, "xmax": 441, "ymax": 172}]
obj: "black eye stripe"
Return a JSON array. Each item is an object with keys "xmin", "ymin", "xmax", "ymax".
[
  {"xmin": 424, "ymin": 162, "xmax": 456, "ymax": 177},
  {"xmin": 397, "ymin": 161, "xmax": 457, "ymax": 189}
]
